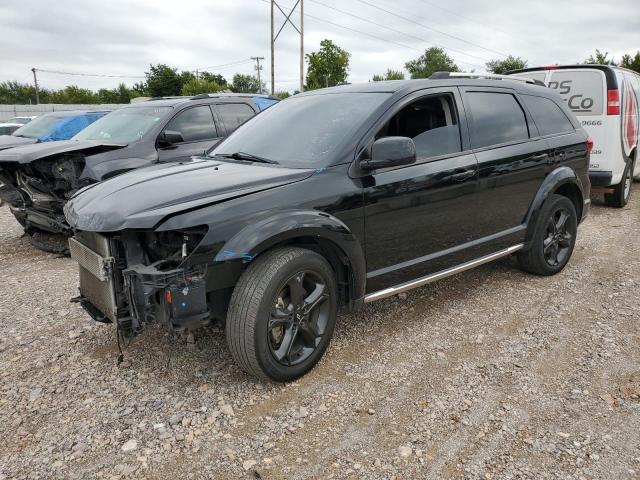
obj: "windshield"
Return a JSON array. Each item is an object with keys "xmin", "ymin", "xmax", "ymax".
[
  {"xmin": 73, "ymin": 106, "xmax": 171, "ymax": 143},
  {"xmin": 8, "ymin": 117, "xmax": 31, "ymax": 124},
  {"xmin": 13, "ymin": 115, "xmax": 63, "ymax": 139},
  {"xmin": 210, "ymin": 92, "xmax": 391, "ymax": 167}
]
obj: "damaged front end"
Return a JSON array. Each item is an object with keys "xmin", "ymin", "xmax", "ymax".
[
  {"xmin": 69, "ymin": 227, "xmax": 212, "ymax": 342},
  {"xmin": 0, "ymin": 154, "xmax": 91, "ymax": 235}
]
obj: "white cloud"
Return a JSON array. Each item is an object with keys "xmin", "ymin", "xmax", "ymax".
[{"xmin": 1, "ymin": 0, "xmax": 638, "ymax": 93}]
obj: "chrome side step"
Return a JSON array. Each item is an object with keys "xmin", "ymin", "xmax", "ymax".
[{"xmin": 364, "ymin": 244, "xmax": 524, "ymax": 303}]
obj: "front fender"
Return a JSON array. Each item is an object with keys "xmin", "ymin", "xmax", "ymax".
[
  {"xmin": 214, "ymin": 210, "xmax": 366, "ymax": 301},
  {"xmin": 524, "ymin": 166, "xmax": 586, "ymax": 238},
  {"xmin": 80, "ymin": 157, "xmax": 157, "ymax": 182}
]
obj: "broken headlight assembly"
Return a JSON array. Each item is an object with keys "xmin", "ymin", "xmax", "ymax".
[{"xmin": 119, "ymin": 226, "xmax": 210, "ymax": 336}]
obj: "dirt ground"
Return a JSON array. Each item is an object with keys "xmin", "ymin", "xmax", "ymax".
[{"xmin": 0, "ymin": 193, "xmax": 639, "ymax": 480}]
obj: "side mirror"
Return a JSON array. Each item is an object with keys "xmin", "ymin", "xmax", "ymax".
[
  {"xmin": 158, "ymin": 130, "xmax": 184, "ymax": 147},
  {"xmin": 360, "ymin": 136, "xmax": 416, "ymax": 171}
]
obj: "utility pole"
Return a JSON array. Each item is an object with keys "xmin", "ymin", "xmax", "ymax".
[
  {"xmin": 251, "ymin": 57, "xmax": 265, "ymax": 94},
  {"xmin": 270, "ymin": 0, "xmax": 304, "ymax": 95},
  {"xmin": 300, "ymin": 0, "xmax": 304, "ymax": 93},
  {"xmin": 31, "ymin": 68, "xmax": 39, "ymax": 105}
]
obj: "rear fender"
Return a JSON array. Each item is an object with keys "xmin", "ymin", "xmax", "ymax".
[{"xmin": 524, "ymin": 166, "xmax": 586, "ymax": 242}]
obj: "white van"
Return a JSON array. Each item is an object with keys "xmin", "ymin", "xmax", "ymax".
[{"xmin": 509, "ymin": 65, "xmax": 640, "ymax": 207}]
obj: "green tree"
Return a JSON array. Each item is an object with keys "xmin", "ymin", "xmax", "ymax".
[
  {"xmin": 486, "ymin": 55, "xmax": 528, "ymax": 74},
  {"xmin": 305, "ymin": 39, "xmax": 350, "ymax": 90},
  {"xmin": 372, "ymin": 69, "xmax": 405, "ymax": 81},
  {"xmin": 145, "ymin": 64, "xmax": 183, "ymax": 97},
  {"xmin": 621, "ymin": 51, "xmax": 640, "ymax": 73},
  {"xmin": 230, "ymin": 73, "xmax": 262, "ymax": 93},
  {"xmin": 199, "ymin": 72, "xmax": 228, "ymax": 88},
  {"xmin": 584, "ymin": 49, "xmax": 617, "ymax": 65},
  {"xmin": 275, "ymin": 90, "xmax": 291, "ymax": 99},
  {"xmin": 405, "ymin": 47, "xmax": 459, "ymax": 79},
  {"xmin": 181, "ymin": 78, "xmax": 224, "ymax": 96}
]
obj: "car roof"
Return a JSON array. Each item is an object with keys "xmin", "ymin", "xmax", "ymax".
[
  {"xmin": 39, "ymin": 110, "xmax": 111, "ymax": 117},
  {"xmin": 127, "ymin": 93, "xmax": 279, "ymax": 108},
  {"xmin": 298, "ymin": 77, "xmax": 550, "ymax": 96}
]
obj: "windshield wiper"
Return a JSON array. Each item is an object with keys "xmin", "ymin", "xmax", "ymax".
[{"xmin": 215, "ymin": 151, "xmax": 279, "ymax": 165}]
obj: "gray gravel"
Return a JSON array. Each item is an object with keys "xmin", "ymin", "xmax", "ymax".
[{"xmin": 1, "ymin": 193, "xmax": 639, "ymax": 480}]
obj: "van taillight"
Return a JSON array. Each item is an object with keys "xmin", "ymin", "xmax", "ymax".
[
  {"xmin": 543, "ymin": 65, "xmax": 560, "ymax": 70},
  {"xmin": 586, "ymin": 136, "xmax": 594, "ymax": 153},
  {"xmin": 607, "ymin": 89, "xmax": 620, "ymax": 115}
]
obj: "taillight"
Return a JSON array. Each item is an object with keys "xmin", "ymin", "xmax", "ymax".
[
  {"xmin": 543, "ymin": 65, "xmax": 560, "ymax": 70},
  {"xmin": 607, "ymin": 89, "xmax": 620, "ymax": 115},
  {"xmin": 586, "ymin": 136, "xmax": 594, "ymax": 153}
]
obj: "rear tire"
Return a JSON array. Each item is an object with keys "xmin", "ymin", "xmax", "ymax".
[
  {"xmin": 604, "ymin": 160, "xmax": 632, "ymax": 208},
  {"xmin": 226, "ymin": 247, "xmax": 338, "ymax": 382},
  {"xmin": 518, "ymin": 194, "xmax": 577, "ymax": 276}
]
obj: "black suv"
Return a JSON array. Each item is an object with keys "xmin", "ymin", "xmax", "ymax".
[
  {"xmin": 64, "ymin": 75, "xmax": 590, "ymax": 381},
  {"xmin": 0, "ymin": 94, "xmax": 277, "ymax": 252}
]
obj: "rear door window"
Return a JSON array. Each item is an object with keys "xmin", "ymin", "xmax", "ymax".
[
  {"xmin": 164, "ymin": 106, "xmax": 217, "ymax": 143},
  {"xmin": 466, "ymin": 91, "xmax": 529, "ymax": 149},
  {"xmin": 216, "ymin": 103, "xmax": 256, "ymax": 134},
  {"xmin": 522, "ymin": 95, "xmax": 574, "ymax": 136},
  {"xmin": 547, "ymin": 70, "xmax": 604, "ymax": 116}
]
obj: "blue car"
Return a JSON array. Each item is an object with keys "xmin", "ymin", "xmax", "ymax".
[{"xmin": 0, "ymin": 110, "xmax": 109, "ymax": 151}]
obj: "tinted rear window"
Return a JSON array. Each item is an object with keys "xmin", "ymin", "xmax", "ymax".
[
  {"xmin": 466, "ymin": 92, "xmax": 529, "ymax": 148},
  {"xmin": 522, "ymin": 95, "xmax": 574, "ymax": 136},
  {"xmin": 547, "ymin": 70, "xmax": 604, "ymax": 116}
]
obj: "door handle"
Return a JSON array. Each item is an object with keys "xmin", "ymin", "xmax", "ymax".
[
  {"xmin": 530, "ymin": 153, "xmax": 549, "ymax": 161},
  {"xmin": 450, "ymin": 169, "xmax": 475, "ymax": 182}
]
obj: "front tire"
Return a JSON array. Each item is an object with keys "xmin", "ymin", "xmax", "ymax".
[
  {"xmin": 518, "ymin": 194, "xmax": 577, "ymax": 276},
  {"xmin": 604, "ymin": 160, "xmax": 632, "ymax": 208},
  {"xmin": 28, "ymin": 230, "xmax": 70, "ymax": 255},
  {"xmin": 226, "ymin": 247, "xmax": 338, "ymax": 382}
]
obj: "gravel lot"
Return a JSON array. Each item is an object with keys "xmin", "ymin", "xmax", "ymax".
[{"xmin": 1, "ymin": 193, "xmax": 639, "ymax": 480}]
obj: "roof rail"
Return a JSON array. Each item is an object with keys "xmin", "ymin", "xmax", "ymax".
[
  {"xmin": 430, "ymin": 71, "xmax": 545, "ymax": 86},
  {"xmin": 189, "ymin": 92, "xmax": 280, "ymax": 100}
]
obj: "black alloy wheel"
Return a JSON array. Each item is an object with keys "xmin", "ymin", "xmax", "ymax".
[
  {"xmin": 542, "ymin": 207, "xmax": 573, "ymax": 268},
  {"xmin": 226, "ymin": 247, "xmax": 338, "ymax": 382},
  {"xmin": 268, "ymin": 271, "xmax": 330, "ymax": 366},
  {"xmin": 518, "ymin": 194, "xmax": 577, "ymax": 276}
]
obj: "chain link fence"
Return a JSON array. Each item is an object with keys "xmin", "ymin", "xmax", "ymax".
[{"xmin": 0, "ymin": 104, "xmax": 125, "ymax": 122}]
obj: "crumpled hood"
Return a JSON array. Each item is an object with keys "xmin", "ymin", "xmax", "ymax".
[
  {"xmin": 0, "ymin": 139, "xmax": 126, "ymax": 164},
  {"xmin": 64, "ymin": 158, "xmax": 315, "ymax": 232},
  {"xmin": 0, "ymin": 135, "xmax": 37, "ymax": 151}
]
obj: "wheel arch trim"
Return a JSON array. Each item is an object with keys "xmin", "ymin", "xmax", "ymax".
[
  {"xmin": 214, "ymin": 210, "xmax": 367, "ymax": 303},
  {"xmin": 525, "ymin": 167, "xmax": 585, "ymax": 237}
]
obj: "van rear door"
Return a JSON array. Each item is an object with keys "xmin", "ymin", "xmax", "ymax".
[{"xmin": 547, "ymin": 69, "xmax": 608, "ymax": 171}]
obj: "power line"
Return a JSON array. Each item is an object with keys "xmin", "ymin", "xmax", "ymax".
[
  {"xmin": 259, "ymin": 0, "xmax": 484, "ymax": 70},
  {"xmin": 190, "ymin": 59, "xmax": 255, "ymax": 72},
  {"xmin": 35, "ymin": 68, "xmax": 145, "ymax": 79},
  {"xmin": 416, "ymin": 0, "xmax": 513, "ymax": 37},
  {"xmin": 307, "ymin": 0, "xmax": 491, "ymax": 63},
  {"xmin": 353, "ymin": 0, "xmax": 509, "ymax": 59}
]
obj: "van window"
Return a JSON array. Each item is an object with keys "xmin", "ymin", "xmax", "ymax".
[
  {"xmin": 547, "ymin": 70, "xmax": 604, "ymax": 116},
  {"xmin": 376, "ymin": 94, "xmax": 461, "ymax": 159},
  {"xmin": 466, "ymin": 92, "xmax": 529, "ymax": 148},
  {"xmin": 522, "ymin": 95, "xmax": 574, "ymax": 136}
]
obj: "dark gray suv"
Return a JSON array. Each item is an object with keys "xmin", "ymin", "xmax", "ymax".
[{"xmin": 0, "ymin": 93, "xmax": 278, "ymax": 252}]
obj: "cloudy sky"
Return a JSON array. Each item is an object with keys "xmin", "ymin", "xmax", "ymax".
[{"xmin": 1, "ymin": 0, "xmax": 638, "ymax": 93}]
